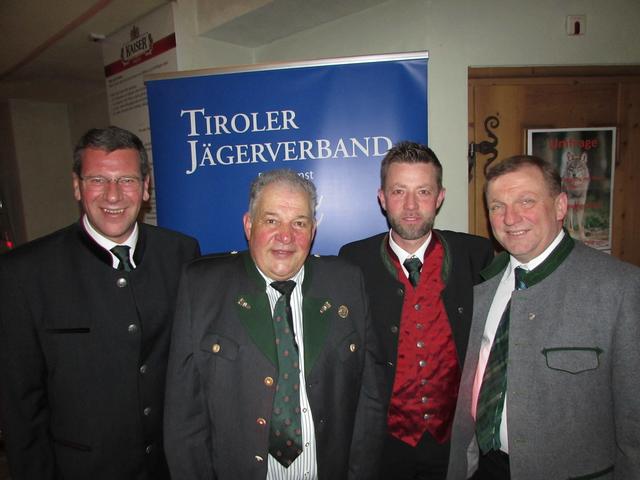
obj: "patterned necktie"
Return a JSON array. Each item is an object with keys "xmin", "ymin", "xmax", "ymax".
[
  {"xmin": 403, "ymin": 256, "xmax": 422, "ymax": 287},
  {"xmin": 111, "ymin": 245, "xmax": 133, "ymax": 272},
  {"xmin": 269, "ymin": 280, "xmax": 303, "ymax": 467},
  {"xmin": 476, "ymin": 266, "xmax": 527, "ymax": 454}
]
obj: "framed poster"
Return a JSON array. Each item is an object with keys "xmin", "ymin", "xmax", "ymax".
[{"xmin": 527, "ymin": 127, "xmax": 616, "ymax": 252}]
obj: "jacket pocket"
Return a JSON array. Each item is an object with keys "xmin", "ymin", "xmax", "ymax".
[
  {"xmin": 45, "ymin": 327, "xmax": 90, "ymax": 334},
  {"xmin": 52, "ymin": 436, "xmax": 92, "ymax": 452},
  {"xmin": 541, "ymin": 346, "xmax": 602, "ymax": 374},
  {"xmin": 568, "ymin": 464, "xmax": 613, "ymax": 479}
]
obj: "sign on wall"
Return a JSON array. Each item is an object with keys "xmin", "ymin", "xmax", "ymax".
[
  {"xmin": 146, "ymin": 52, "xmax": 428, "ymax": 254},
  {"xmin": 527, "ymin": 127, "xmax": 616, "ymax": 253}
]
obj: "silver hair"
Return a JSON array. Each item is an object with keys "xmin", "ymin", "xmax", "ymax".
[{"xmin": 248, "ymin": 169, "xmax": 317, "ymax": 219}]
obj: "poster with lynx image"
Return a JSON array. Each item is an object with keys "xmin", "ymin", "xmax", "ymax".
[{"xmin": 527, "ymin": 127, "xmax": 616, "ymax": 253}]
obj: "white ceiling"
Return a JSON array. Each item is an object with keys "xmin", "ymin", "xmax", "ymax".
[{"xmin": 0, "ymin": 0, "xmax": 388, "ymax": 104}]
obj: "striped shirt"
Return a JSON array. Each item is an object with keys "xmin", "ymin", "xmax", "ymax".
[{"xmin": 259, "ymin": 267, "xmax": 318, "ymax": 480}]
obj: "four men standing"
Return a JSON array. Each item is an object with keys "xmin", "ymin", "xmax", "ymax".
[{"xmin": 2, "ymin": 128, "xmax": 638, "ymax": 480}]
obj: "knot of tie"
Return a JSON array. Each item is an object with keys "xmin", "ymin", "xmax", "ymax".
[
  {"xmin": 403, "ymin": 257, "xmax": 422, "ymax": 287},
  {"xmin": 271, "ymin": 280, "xmax": 296, "ymax": 298},
  {"xmin": 111, "ymin": 245, "xmax": 133, "ymax": 272}
]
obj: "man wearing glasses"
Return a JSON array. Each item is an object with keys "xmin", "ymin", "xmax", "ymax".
[{"xmin": 0, "ymin": 126, "xmax": 200, "ymax": 480}]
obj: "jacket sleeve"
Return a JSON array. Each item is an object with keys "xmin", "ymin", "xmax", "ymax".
[
  {"xmin": 163, "ymin": 266, "xmax": 216, "ymax": 480},
  {"xmin": 347, "ymin": 271, "xmax": 386, "ymax": 480},
  {"xmin": 0, "ymin": 261, "xmax": 56, "ymax": 479},
  {"xmin": 612, "ymin": 267, "xmax": 640, "ymax": 477}
]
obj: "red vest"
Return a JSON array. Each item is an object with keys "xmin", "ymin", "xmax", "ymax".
[{"xmin": 386, "ymin": 236, "xmax": 461, "ymax": 446}]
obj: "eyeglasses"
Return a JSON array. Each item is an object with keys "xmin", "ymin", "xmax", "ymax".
[{"xmin": 80, "ymin": 175, "xmax": 143, "ymax": 191}]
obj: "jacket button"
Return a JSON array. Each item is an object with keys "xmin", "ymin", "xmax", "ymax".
[
  {"xmin": 139, "ymin": 364, "xmax": 147, "ymax": 374},
  {"xmin": 264, "ymin": 376, "xmax": 274, "ymax": 387},
  {"xmin": 397, "ymin": 287, "xmax": 404, "ymax": 296},
  {"xmin": 458, "ymin": 306, "xmax": 464, "ymax": 314},
  {"xmin": 255, "ymin": 455, "xmax": 264, "ymax": 462},
  {"xmin": 127, "ymin": 324, "xmax": 138, "ymax": 334},
  {"xmin": 349, "ymin": 343, "xmax": 357, "ymax": 352},
  {"xmin": 390, "ymin": 325, "xmax": 398, "ymax": 334},
  {"xmin": 116, "ymin": 277, "xmax": 127, "ymax": 288},
  {"xmin": 528, "ymin": 313, "xmax": 536, "ymax": 320},
  {"xmin": 212, "ymin": 343, "xmax": 221, "ymax": 353},
  {"xmin": 257, "ymin": 417, "xmax": 267, "ymax": 426},
  {"xmin": 143, "ymin": 407, "xmax": 151, "ymax": 416},
  {"xmin": 145, "ymin": 445, "xmax": 153, "ymax": 454}
]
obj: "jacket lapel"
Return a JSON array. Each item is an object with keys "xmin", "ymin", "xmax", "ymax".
[
  {"xmin": 301, "ymin": 258, "xmax": 331, "ymax": 375},
  {"xmin": 235, "ymin": 253, "xmax": 277, "ymax": 367}
]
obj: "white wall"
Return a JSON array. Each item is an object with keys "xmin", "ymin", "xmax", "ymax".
[
  {"xmin": 10, "ymin": 99, "xmax": 78, "ymax": 240},
  {"xmin": 250, "ymin": 0, "xmax": 640, "ymax": 232}
]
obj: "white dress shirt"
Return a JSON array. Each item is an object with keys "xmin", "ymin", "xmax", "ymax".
[
  {"xmin": 472, "ymin": 230, "xmax": 565, "ymax": 453},
  {"xmin": 257, "ymin": 266, "xmax": 318, "ymax": 480},
  {"xmin": 82, "ymin": 214, "xmax": 138, "ymax": 269}
]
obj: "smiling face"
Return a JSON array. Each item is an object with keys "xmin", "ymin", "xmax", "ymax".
[
  {"xmin": 73, "ymin": 147, "xmax": 149, "ymax": 243},
  {"xmin": 486, "ymin": 165, "xmax": 567, "ymax": 263},
  {"xmin": 378, "ymin": 162, "xmax": 445, "ymax": 253},
  {"xmin": 243, "ymin": 181, "xmax": 316, "ymax": 281}
]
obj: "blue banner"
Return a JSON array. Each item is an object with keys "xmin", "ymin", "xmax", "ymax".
[{"xmin": 146, "ymin": 53, "xmax": 428, "ymax": 254}]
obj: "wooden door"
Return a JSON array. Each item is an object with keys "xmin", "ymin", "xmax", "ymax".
[{"xmin": 469, "ymin": 66, "xmax": 640, "ymax": 266}]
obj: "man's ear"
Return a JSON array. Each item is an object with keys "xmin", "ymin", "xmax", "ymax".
[
  {"xmin": 243, "ymin": 212, "xmax": 252, "ymax": 240},
  {"xmin": 72, "ymin": 173, "xmax": 81, "ymax": 201}
]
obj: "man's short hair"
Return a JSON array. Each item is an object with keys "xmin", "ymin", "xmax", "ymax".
[
  {"xmin": 73, "ymin": 126, "xmax": 149, "ymax": 178},
  {"xmin": 484, "ymin": 155, "xmax": 562, "ymax": 197},
  {"xmin": 380, "ymin": 141, "xmax": 443, "ymax": 190},
  {"xmin": 248, "ymin": 169, "xmax": 317, "ymax": 219}
]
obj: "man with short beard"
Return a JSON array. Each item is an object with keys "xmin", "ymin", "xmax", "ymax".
[{"xmin": 340, "ymin": 141, "xmax": 493, "ymax": 480}]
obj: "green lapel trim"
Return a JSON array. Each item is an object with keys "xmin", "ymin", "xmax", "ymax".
[
  {"xmin": 380, "ymin": 233, "xmax": 397, "ymax": 278},
  {"xmin": 481, "ymin": 251, "xmax": 510, "ymax": 281},
  {"xmin": 521, "ymin": 232, "xmax": 574, "ymax": 288},
  {"xmin": 480, "ymin": 231, "xmax": 575, "ymax": 286},
  {"xmin": 236, "ymin": 252, "xmax": 277, "ymax": 366},
  {"xmin": 433, "ymin": 230, "xmax": 451, "ymax": 284},
  {"xmin": 301, "ymin": 258, "xmax": 330, "ymax": 375}
]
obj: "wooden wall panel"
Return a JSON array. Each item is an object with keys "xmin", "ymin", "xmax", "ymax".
[{"xmin": 469, "ymin": 67, "xmax": 640, "ymax": 266}]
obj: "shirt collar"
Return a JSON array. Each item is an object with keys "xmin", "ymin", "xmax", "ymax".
[
  {"xmin": 388, "ymin": 228, "xmax": 432, "ymax": 266},
  {"xmin": 82, "ymin": 214, "xmax": 138, "ymax": 259},
  {"xmin": 256, "ymin": 264, "xmax": 305, "ymax": 292},
  {"xmin": 509, "ymin": 229, "xmax": 565, "ymax": 274}
]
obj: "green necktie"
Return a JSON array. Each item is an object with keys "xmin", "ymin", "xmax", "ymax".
[
  {"xmin": 111, "ymin": 245, "xmax": 133, "ymax": 272},
  {"xmin": 476, "ymin": 266, "xmax": 527, "ymax": 454},
  {"xmin": 269, "ymin": 280, "xmax": 302, "ymax": 467},
  {"xmin": 403, "ymin": 256, "xmax": 422, "ymax": 287}
]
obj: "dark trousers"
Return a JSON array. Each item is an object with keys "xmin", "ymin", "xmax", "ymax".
[
  {"xmin": 471, "ymin": 450, "xmax": 510, "ymax": 480},
  {"xmin": 379, "ymin": 432, "xmax": 450, "ymax": 480}
]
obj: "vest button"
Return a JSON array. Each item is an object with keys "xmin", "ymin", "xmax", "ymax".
[
  {"xmin": 423, "ymin": 413, "xmax": 430, "ymax": 420},
  {"xmin": 416, "ymin": 323, "xmax": 424, "ymax": 330},
  {"xmin": 421, "ymin": 396, "xmax": 428, "ymax": 403},
  {"xmin": 414, "ymin": 304, "xmax": 421, "ymax": 311},
  {"xmin": 211, "ymin": 343, "xmax": 221, "ymax": 353},
  {"xmin": 418, "ymin": 360, "xmax": 426, "ymax": 367},
  {"xmin": 116, "ymin": 277, "xmax": 127, "ymax": 288},
  {"xmin": 417, "ymin": 341, "xmax": 424, "ymax": 348}
]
